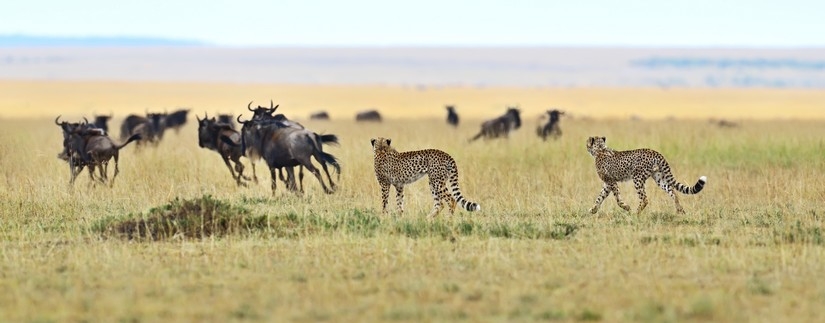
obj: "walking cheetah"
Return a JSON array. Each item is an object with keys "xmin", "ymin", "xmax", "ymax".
[
  {"xmin": 371, "ymin": 137, "xmax": 480, "ymax": 218},
  {"xmin": 586, "ymin": 136, "xmax": 706, "ymax": 214}
]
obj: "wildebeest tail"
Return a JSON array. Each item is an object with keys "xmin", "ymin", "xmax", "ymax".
[
  {"xmin": 445, "ymin": 158, "xmax": 480, "ymax": 212},
  {"xmin": 306, "ymin": 134, "xmax": 341, "ymax": 178},
  {"xmin": 115, "ymin": 134, "xmax": 142, "ymax": 150},
  {"xmin": 318, "ymin": 133, "xmax": 339, "ymax": 146}
]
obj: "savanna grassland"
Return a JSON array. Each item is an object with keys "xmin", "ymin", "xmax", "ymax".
[{"xmin": 1, "ymin": 81, "xmax": 825, "ymax": 322}]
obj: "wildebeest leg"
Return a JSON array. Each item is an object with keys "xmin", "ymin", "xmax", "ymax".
[
  {"xmin": 69, "ymin": 163, "xmax": 82, "ymax": 186},
  {"xmin": 221, "ymin": 154, "xmax": 245, "ymax": 187},
  {"xmin": 284, "ymin": 167, "xmax": 300, "ymax": 193},
  {"xmin": 269, "ymin": 167, "xmax": 278, "ymax": 195},
  {"xmin": 318, "ymin": 161, "xmax": 335, "ymax": 191},
  {"xmin": 87, "ymin": 163, "xmax": 97, "ymax": 187},
  {"xmin": 110, "ymin": 153, "xmax": 120, "ymax": 188},
  {"xmin": 250, "ymin": 159, "xmax": 259, "ymax": 184},
  {"xmin": 232, "ymin": 156, "xmax": 250, "ymax": 182},
  {"xmin": 298, "ymin": 166, "xmax": 305, "ymax": 193},
  {"xmin": 302, "ymin": 160, "xmax": 331, "ymax": 194},
  {"xmin": 278, "ymin": 168, "xmax": 289, "ymax": 186}
]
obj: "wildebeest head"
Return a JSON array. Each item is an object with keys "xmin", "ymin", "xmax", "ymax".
[
  {"xmin": 248, "ymin": 100, "xmax": 280, "ymax": 121},
  {"xmin": 196, "ymin": 113, "xmax": 218, "ymax": 149},
  {"xmin": 506, "ymin": 107, "xmax": 522, "ymax": 129},
  {"xmin": 55, "ymin": 115, "xmax": 95, "ymax": 161},
  {"xmin": 547, "ymin": 109, "xmax": 565, "ymax": 123}
]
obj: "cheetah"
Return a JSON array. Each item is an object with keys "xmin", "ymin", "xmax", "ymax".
[
  {"xmin": 586, "ymin": 136, "xmax": 706, "ymax": 214},
  {"xmin": 371, "ymin": 137, "xmax": 480, "ymax": 218}
]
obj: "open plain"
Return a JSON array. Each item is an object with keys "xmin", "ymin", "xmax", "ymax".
[{"xmin": 1, "ymin": 81, "xmax": 824, "ymax": 322}]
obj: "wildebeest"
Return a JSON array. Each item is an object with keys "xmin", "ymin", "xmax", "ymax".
[
  {"xmin": 56, "ymin": 115, "xmax": 95, "ymax": 177},
  {"xmin": 120, "ymin": 112, "xmax": 167, "ymax": 147},
  {"xmin": 310, "ymin": 111, "xmax": 330, "ymax": 120},
  {"xmin": 446, "ymin": 105, "xmax": 459, "ymax": 127},
  {"xmin": 59, "ymin": 117, "xmax": 141, "ymax": 186},
  {"xmin": 235, "ymin": 115, "xmax": 341, "ymax": 195},
  {"xmin": 164, "ymin": 109, "xmax": 190, "ymax": 134},
  {"xmin": 537, "ymin": 109, "xmax": 565, "ymax": 141},
  {"xmin": 356, "ymin": 110, "xmax": 382, "ymax": 122},
  {"xmin": 197, "ymin": 114, "xmax": 250, "ymax": 186},
  {"xmin": 469, "ymin": 107, "xmax": 522, "ymax": 142},
  {"xmin": 92, "ymin": 114, "xmax": 112, "ymax": 134}
]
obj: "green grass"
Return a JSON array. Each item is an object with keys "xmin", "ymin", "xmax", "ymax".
[{"xmin": 1, "ymin": 116, "xmax": 824, "ymax": 322}]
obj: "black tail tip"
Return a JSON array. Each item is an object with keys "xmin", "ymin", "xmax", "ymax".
[
  {"xmin": 465, "ymin": 203, "xmax": 481, "ymax": 212},
  {"xmin": 693, "ymin": 176, "xmax": 707, "ymax": 193}
]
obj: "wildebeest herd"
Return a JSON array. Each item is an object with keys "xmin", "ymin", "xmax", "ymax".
[{"xmin": 55, "ymin": 103, "xmax": 567, "ymax": 190}]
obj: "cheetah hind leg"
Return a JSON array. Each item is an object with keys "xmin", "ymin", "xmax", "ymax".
[
  {"xmin": 426, "ymin": 177, "xmax": 446, "ymax": 220},
  {"xmin": 633, "ymin": 177, "xmax": 649, "ymax": 214},
  {"xmin": 654, "ymin": 172, "xmax": 685, "ymax": 214},
  {"xmin": 438, "ymin": 181, "xmax": 456, "ymax": 215}
]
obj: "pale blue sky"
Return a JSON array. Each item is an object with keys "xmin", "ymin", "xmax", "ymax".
[{"xmin": 1, "ymin": 0, "xmax": 822, "ymax": 47}]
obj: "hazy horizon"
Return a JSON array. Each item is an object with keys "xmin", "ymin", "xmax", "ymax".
[{"xmin": 1, "ymin": 46, "xmax": 823, "ymax": 88}]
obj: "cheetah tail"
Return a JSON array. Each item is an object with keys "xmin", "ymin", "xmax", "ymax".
[{"xmin": 675, "ymin": 176, "xmax": 707, "ymax": 194}]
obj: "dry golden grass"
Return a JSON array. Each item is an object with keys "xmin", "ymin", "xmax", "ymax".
[{"xmin": 1, "ymin": 81, "xmax": 824, "ymax": 322}]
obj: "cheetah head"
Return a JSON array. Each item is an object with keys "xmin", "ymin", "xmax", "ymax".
[
  {"xmin": 586, "ymin": 136, "xmax": 607, "ymax": 157},
  {"xmin": 370, "ymin": 137, "xmax": 392, "ymax": 153}
]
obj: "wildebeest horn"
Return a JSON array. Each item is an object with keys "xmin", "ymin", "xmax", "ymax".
[
  {"xmin": 270, "ymin": 100, "xmax": 273, "ymax": 109},
  {"xmin": 55, "ymin": 115, "xmax": 62, "ymax": 125},
  {"xmin": 247, "ymin": 101, "xmax": 254, "ymax": 112},
  {"xmin": 237, "ymin": 114, "xmax": 247, "ymax": 124},
  {"xmin": 83, "ymin": 117, "xmax": 89, "ymax": 124}
]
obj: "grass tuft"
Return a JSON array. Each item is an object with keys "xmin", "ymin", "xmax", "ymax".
[{"xmin": 93, "ymin": 195, "xmax": 253, "ymax": 240}]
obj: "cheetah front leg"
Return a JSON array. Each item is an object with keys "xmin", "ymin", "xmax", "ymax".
[
  {"xmin": 633, "ymin": 176, "xmax": 649, "ymax": 214},
  {"xmin": 395, "ymin": 184, "xmax": 405, "ymax": 215},
  {"xmin": 589, "ymin": 182, "xmax": 612, "ymax": 214},
  {"xmin": 608, "ymin": 182, "xmax": 632, "ymax": 212},
  {"xmin": 379, "ymin": 181, "xmax": 390, "ymax": 215}
]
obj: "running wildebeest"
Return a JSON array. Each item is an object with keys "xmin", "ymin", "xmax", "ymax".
[
  {"xmin": 197, "ymin": 114, "xmax": 250, "ymax": 187},
  {"xmin": 310, "ymin": 111, "xmax": 330, "ymax": 120},
  {"xmin": 56, "ymin": 115, "xmax": 96, "ymax": 177},
  {"xmin": 61, "ymin": 117, "xmax": 141, "ymax": 186},
  {"xmin": 235, "ymin": 115, "xmax": 341, "ymax": 195},
  {"xmin": 356, "ymin": 110, "xmax": 382, "ymax": 122},
  {"xmin": 120, "ymin": 112, "xmax": 167, "ymax": 147},
  {"xmin": 164, "ymin": 109, "xmax": 190, "ymax": 134},
  {"xmin": 469, "ymin": 107, "xmax": 522, "ymax": 142},
  {"xmin": 537, "ymin": 109, "xmax": 565, "ymax": 141},
  {"xmin": 92, "ymin": 114, "xmax": 112, "ymax": 134},
  {"xmin": 446, "ymin": 105, "xmax": 459, "ymax": 127}
]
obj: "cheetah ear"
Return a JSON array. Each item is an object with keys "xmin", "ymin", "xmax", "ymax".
[
  {"xmin": 386, "ymin": 138, "xmax": 391, "ymax": 146},
  {"xmin": 601, "ymin": 136, "xmax": 606, "ymax": 143},
  {"xmin": 370, "ymin": 138, "xmax": 376, "ymax": 147},
  {"xmin": 588, "ymin": 137, "xmax": 593, "ymax": 145}
]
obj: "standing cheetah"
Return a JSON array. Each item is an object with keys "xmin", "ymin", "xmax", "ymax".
[
  {"xmin": 586, "ymin": 136, "xmax": 706, "ymax": 214},
  {"xmin": 371, "ymin": 137, "xmax": 480, "ymax": 218}
]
